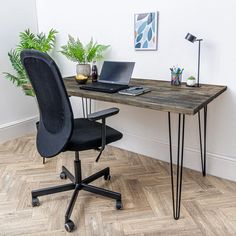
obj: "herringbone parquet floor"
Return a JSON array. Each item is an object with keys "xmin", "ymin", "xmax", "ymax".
[{"xmin": 0, "ymin": 134, "xmax": 236, "ymax": 236}]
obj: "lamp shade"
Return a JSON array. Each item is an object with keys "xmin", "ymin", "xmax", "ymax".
[{"xmin": 185, "ymin": 33, "xmax": 197, "ymax": 43}]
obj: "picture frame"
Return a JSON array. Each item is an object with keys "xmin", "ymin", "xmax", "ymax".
[{"xmin": 134, "ymin": 12, "xmax": 159, "ymax": 51}]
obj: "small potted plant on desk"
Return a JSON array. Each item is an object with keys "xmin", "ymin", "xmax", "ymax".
[
  {"xmin": 186, "ymin": 76, "xmax": 197, "ymax": 87},
  {"xmin": 60, "ymin": 35, "xmax": 110, "ymax": 84}
]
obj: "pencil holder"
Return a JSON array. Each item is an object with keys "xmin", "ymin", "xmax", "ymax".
[{"xmin": 171, "ymin": 72, "xmax": 182, "ymax": 86}]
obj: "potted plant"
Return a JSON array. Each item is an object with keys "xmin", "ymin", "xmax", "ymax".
[
  {"xmin": 186, "ymin": 76, "xmax": 196, "ymax": 87},
  {"xmin": 3, "ymin": 29, "xmax": 57, "ymax": 96},
  {"xmin": 60, "ymin": 35, "xmax": 110, "ymax": 84}
]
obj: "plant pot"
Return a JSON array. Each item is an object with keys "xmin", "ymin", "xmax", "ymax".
[
  {"xmin": 186, "ymin": 79, "xmax": 196, "ymax": 87},
  {"xmin": 76, "ymin": 64, "xmax": 91, "ymax": 77},
  {"xmin": 22, "ymin": 83, "xmax": 35, "ymax": 96},
  {"xmin": 75, "ymin": 64, "xmax": 91, "ymax": 84},
  {"xmin": 75, "ymin": 75, "xmax": 88, "ymax": 84}
]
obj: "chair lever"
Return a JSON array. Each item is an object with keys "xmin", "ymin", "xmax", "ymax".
[{"xmin": 95, "ymin": 148, "xmax": 104, "ymax": 162}]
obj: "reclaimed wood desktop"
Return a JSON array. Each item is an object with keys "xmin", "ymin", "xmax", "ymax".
[{"xmin": 64, "ymin": 76, "xmax": 227, "ymax": 219}]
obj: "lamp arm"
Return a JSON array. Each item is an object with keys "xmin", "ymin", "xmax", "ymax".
[{"xmin": 197, "ymin": 40, "xmax": 202, "ymax": 87}]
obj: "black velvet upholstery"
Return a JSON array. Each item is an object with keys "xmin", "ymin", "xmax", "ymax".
[{"xmin": 20, "ymin": 49, "xmax": 123, "ymax": 158}]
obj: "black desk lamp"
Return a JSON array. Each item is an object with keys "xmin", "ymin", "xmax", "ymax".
[{"xmin": 185, "ymin": 33, "xmax": 203, "ymax": 87}]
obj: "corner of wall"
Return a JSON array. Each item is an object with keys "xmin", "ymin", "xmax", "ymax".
[
  {"xmin": 0, "ymin": 116, "xmax": 39, "ymax": 144},
  {"xmin": 112, "ymin": 130, "xmax": 236, "ymax": 182}
]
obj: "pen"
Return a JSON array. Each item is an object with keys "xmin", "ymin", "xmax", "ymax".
[{"xmin": 129, "ymin": 86, "xmax": 143, "ymax": 90}]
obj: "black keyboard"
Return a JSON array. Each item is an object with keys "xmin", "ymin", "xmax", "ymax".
[{"xmin": 80, "ymin": 82, "xmax": 129, "ymax": 93}]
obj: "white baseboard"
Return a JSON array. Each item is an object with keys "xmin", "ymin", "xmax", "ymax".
[
  {"xmin": 1, "ymin": 115, "xmax": 235, "ymax": 182},
  {"xmin": 112, "ymin": 130, "xmax": 236, "ymax": 182},
  {"xmin": 0, "ymin": 116, "xmax": 39, "ymax": 144}
]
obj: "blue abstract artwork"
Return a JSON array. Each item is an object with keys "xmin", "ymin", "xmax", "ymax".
[{"xmin": 134, "ymin": 12, "xmax": 158, "ymax": 50}]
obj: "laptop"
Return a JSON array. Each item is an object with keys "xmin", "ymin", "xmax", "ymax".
[{"xmin": 80, "ymin": 61, "xmax": 135, "ymax": 93}]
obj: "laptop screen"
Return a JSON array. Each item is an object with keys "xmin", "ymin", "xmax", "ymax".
[{"xmin": 99, "ymin": 61, "xmax": 135, "ymax": 85}]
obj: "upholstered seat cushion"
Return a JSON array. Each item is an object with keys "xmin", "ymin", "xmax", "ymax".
[{"xmin": 65, "ymin": 118, "xmax": 123, "ymax": 151}]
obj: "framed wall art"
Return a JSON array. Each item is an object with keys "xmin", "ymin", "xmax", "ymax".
[{"xmin": 134, "ymin": 12, "xmax": 159, "ymax": 51}]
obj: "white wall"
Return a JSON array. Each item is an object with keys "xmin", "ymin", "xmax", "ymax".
[
  {"xmin": 36, "ymin": 0, "xmax": 236, "ymax": 180},
  {"xmin": 0, "ymin": 0, "xmax": 38, "ymax": 142}
]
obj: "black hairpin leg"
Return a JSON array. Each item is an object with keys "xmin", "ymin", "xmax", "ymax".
[
  {"xmin": 198, "ymin": 106, "xmax": 207, "ymax": 176},
  {"xmin": 43, "ymin": 157, "xmax": 46, "ymax": 164},
  {"xmin": 168, "ymin": 112, "xmax": 185, "ymax": 220},
  {"xmin": 82, "ymin": 97, "xmax": 92, "ymax": 118}
]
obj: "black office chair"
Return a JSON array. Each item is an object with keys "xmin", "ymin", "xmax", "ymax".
[{"xmin": 20, "ymin": 49, "xmax": 123, "ymax": 232}]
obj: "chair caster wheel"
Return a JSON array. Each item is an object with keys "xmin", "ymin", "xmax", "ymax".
[
  {"xmin": 60, "ymin": 171, "xmax": 67, "ymax": 180},
  {"xmin": 32, "ymin": 197, "xmax": 40, "ymax": 207},
  {"xmin": 65, "ymin": 220, "xmax": 75, "ymax": 232},
  {"xmin": 104, "ymin": 174, "xmax": 111, "ymax": 181},
  {"xmin": 116, "ymin": 200, "xmax": 123, "ymax": 210}
]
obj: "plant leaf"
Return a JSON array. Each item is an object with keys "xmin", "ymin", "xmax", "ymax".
[
  {"xmin": 60, "ymin": 36, "xmax": 110, "ymax": 63},
  {"xmin": 4, "ymin": 28, "xmax": 58, "ymax": 96}
]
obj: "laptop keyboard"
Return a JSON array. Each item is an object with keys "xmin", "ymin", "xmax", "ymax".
[
  {"xmin": 80, "ymin": 82, "xmax": 129, "ymax": 93},
  {"xmin": 89, "ymin": 82, "xmax": 127, "ymax": 89}
]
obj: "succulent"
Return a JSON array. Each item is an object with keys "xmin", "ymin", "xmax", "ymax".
[{"xmin": 187, "ymin": 76, "xmax": 196, "ymax": 80}]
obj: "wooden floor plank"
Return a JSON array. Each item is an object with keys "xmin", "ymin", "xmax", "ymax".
[{"xmin": 0, "ymin": 134, "xmax": 236, "ymax": 235}]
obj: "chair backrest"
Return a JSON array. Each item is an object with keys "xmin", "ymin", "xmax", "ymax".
[{"xmin": 21, "ymin": 49, "xmax": 74, "ymax": 158}]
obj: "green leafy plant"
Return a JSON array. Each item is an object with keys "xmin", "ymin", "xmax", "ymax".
[
  {"xmin": 4, "ymin": 29, "xmax": 57, "ymax": 96},
  {"xmin": 187, "ymin": 76, "xmax": 196, "ymax": 80},
  {"xmin": 60, "ymin": 35, "xmax": 110, "ymax": 64}
]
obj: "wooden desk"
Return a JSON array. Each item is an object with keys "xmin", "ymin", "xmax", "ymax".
[{"xmin": 64, "ymin": 76, "xmax": 227, "ymax": 219}]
